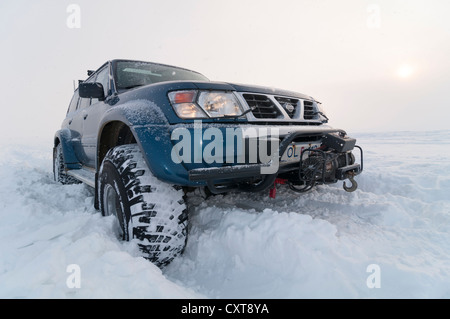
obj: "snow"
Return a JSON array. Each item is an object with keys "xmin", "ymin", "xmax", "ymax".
[
  {"xmin": 1, "ymin": 130, "xmax": 450, "ymax": 298},
  {"xmin": 114, "ymin": 99, "xmax": 169, "ymax": 125}
]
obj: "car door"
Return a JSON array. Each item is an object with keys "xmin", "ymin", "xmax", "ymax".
[
  {"xmin": 73, "ymin": 83, "xmax": 93, "ymax": 165},
  {"xmin": 63, "ymin": 89, "xmax": 89, "ymax": 164},
  {"xmin": 81, "ymin": 65, "xmax": 111, "ymax": 168}
]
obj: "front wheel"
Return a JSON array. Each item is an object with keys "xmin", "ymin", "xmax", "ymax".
[{"xmin": 98, "ymin": 144, "xmax": 188, "ymax": 268}]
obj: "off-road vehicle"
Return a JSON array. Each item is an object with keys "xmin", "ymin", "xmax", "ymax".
[{"xmin": 53, "ymin": 59, "xmax": 363, "ymax": 267}]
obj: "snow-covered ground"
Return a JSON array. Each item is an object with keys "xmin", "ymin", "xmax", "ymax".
[{"xmin": 1, "ymin": 130, "xmax": 449, "ymax": 298}]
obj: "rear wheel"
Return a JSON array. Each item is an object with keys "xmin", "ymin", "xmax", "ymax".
[
  {"xmin": 53, "ymin": 143, "xmax": 80, "ymax": 185},
  {"xmin": 98, "ymin": 144, "xmax": 188, "ymax": 268}
]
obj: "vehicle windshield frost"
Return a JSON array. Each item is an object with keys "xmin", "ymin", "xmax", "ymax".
[{"xmin": 114, "ymin": 60, "xmax": 210, "ymax": 90}]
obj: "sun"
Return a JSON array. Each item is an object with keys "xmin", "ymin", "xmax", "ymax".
[{"xmin": 396, "ymin": 64, "xmax": 414, "ymax": 79}]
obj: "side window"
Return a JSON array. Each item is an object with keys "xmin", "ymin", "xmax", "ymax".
[
  {"xmin": 67, "ymin": 90, "xmax": 80, "ymax": 115},
  {"xmin": 78, "ymin": 76, "xmax": 95, "ymax": 109},
  {"xmin": 95, "ymin": 67, "xmax": 110, "ymax": 98},
  {"xmin": 90, "ymin": 67, "xmax": 109, "ymax": 105},
  {"xmin": 78, "ymin": 97, "xmax": 91, "ymax": 109}
]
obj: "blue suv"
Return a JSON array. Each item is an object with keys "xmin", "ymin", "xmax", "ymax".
[{"xmin": 53, "ymin": 59, "xmax": 363, "ymax": 267}]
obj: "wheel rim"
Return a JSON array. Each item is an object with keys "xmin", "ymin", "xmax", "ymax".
[
  {"xmin": 103, "ymin": 184, "xmax": 126, "ymax": 239},
  {"xmin": 53, "ymin": 151, "xmax": 58, "ymax": 181},
  {"xmin": 54, "ymin": 147, "xmax": 62, "ymax": 181},
  {"xmin": 104, "ymin": 184, "xmax": 119, "ymax": 217}
]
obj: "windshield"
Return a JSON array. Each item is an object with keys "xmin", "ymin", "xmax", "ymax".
[{"xmin": 114, "ymin": 61, "xmax": 209, "ymax": 90}]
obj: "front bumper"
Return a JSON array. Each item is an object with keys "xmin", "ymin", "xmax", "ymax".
[
  {"xmin": 133, "ymin": 123, "xmax": 362, "ymax": 189},
  {"xmin": 188, "ymin": 129, "xmax": 363, "ymax": 193}
]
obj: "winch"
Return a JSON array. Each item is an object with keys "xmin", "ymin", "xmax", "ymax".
[{"xmin": 288, "ymin": 132, "xmax": 363, "ymax": 194}]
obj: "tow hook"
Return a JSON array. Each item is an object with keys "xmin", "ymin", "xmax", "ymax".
[
  {"xmin": 343, "ymin": 173, "xmax": 358, "ymax": 192},
  {"xmin": 269, "ymin": 178, "xmax": 288, "ymax": 199}
]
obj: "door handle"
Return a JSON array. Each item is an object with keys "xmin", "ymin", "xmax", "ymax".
[
  {"xmin": 83, "ymin": 113, "xmax": 88, "ymax": 120},
  {"xmin": 69, "ymin": 120, "xmax": 72, "ymax": 125}
]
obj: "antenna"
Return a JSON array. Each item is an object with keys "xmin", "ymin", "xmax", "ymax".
[{"xmin": 73, "ymin": 80, "xmax": 76, "ymax": 91}]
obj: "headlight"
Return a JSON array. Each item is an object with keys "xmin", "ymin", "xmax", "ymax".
[
  {"xmin": 197, "ymin": 92, "xmax": 243, "ymax": 117},
  {"xmin": 168, "ymin": 90, "xmax": 244, "ymax": 119}
]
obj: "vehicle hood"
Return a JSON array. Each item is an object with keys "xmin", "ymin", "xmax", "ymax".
[
  {"xmin": 192, "ymin": 81, "xmax": 314, "ymax": 101},
  {"xmin": 120, "ymin": 80, "xmax": 315, "ymax": 102}
]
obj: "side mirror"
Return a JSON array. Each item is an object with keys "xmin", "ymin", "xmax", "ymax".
[{"xmin": 79, "ymin": 82, "xmax": 105, "ymax": 101}]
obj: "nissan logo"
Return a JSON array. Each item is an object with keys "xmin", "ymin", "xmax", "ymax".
[{"xmin": 284, "ymin": 103, "xmax": 295, "ymax": 113}]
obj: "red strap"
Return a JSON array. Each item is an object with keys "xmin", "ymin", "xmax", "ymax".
[
  {"xmin": 269, "ymin": 178, "xmax": 288, "ymax": 199},
  {"xmin": 269, "ymin": 187, "xmax": 277, "ymax": 199}
]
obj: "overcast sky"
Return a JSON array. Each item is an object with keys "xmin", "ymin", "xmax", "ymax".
[{"xmin": 1, "ymin": 0, "xmax": 449, "ymax": 142}]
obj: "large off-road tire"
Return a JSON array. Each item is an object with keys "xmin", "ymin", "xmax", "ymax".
[
  {"xmin": 98, "ymin": 144, "xmax": 188, "ymax": 268},
  {"xmin": 53, "ymin": 143, "xmax": 80, "ymax": 185}
]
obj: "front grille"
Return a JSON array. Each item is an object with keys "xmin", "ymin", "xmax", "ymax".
[
  {"xmin": 275, "ymin": 97, "xmax": 299, "ymax": 118},
  {"xmin": 243, "ymin": 94, "xmax": 281, "ymax": 119},
  {"xmin": 239, "ymin": 92, "xmax": 320, "ymax": 123},
  {"xmin": 303, "ymin": 101, "xmax": 316, "ymax": 120}
]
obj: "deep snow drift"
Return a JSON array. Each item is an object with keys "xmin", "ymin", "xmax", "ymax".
[{"xmin": 0, "ymin": 130, "xmax": 449, "ymax": 298}]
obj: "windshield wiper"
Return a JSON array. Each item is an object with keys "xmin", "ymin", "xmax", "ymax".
[{"xmin": 123, "ymin": 84, "xmax": 145, "ymax": 90}]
